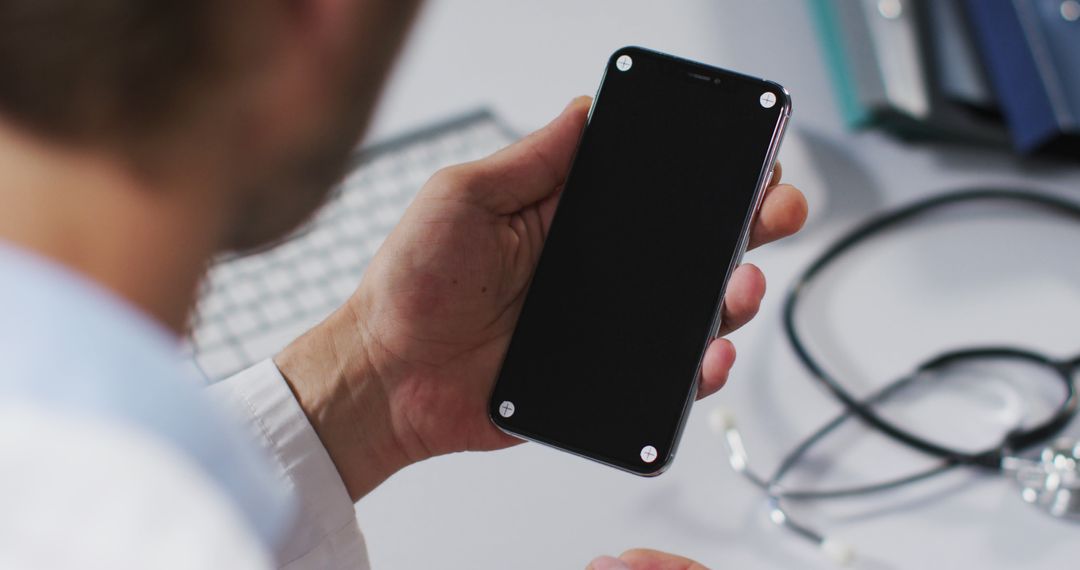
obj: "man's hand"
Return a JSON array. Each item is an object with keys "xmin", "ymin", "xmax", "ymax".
[
  {"xmin": 275, "ymin": 96, "xmax": 808, "ymax": 500},
  {"xmin": 588, "ymin": 549, "xmax": 709, "ymax": 570}
]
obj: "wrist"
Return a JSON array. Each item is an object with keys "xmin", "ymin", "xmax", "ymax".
[{"xmin": 273, "ymin": 302, "xmax": 412, "ymax": 501}]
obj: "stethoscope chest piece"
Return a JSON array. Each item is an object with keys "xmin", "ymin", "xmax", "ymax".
[{"xmin": 1005, "ymin": 438, "xmax": 1080, "ymax": 520}]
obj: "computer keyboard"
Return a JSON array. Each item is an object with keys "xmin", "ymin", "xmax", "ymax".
[{"xmin": 184, "ymin": 110, "xmax": 517, "ymax": 382}]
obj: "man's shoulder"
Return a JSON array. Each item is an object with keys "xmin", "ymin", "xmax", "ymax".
[{"xmin": 0, "ymin": 243, "xmax": 293, "ymax": 549}]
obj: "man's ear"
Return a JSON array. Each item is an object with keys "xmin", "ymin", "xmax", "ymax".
[
  {"xmin": 283, "ymin": 0, "xmax": 420, "ymax": 48},
  {"xmin": 279, "ymin": 0, "xmax": 351, "ymax": 43}
]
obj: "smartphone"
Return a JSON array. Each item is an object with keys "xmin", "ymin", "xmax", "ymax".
[{"xmin": 489, "ymin": 47, "xmax": 791, "ymax": 475}]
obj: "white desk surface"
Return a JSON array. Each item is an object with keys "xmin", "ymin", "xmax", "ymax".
[{"xmin": 356, "ymin": 1, "xmax": 1080, "ymax": 568}]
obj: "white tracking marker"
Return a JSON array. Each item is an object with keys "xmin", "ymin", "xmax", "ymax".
[{"xmin": 759, "ymin": 91, "xmax": 777, "ymax": 109}]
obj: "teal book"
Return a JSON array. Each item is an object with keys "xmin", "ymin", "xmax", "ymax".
[{"xmin": 808, "ymin": 0, "xmax": 870, "ymax": 126}]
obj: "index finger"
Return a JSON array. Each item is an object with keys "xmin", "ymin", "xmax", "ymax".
[{"xmin": 747, "ymin": 181, "xmax": 807, "ymax": 250}]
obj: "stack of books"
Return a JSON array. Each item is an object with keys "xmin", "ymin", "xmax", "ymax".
[{"xmin": 810, "ymin": 0, "xmax": 1079, "ymax": 157}]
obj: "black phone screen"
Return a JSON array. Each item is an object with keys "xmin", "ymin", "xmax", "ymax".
[{"xmin": 490, "ymin": 47, "xmax": 789, "ymax": 474}]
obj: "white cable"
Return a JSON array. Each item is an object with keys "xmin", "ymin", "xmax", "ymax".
[
  {"xmin": 711, "ymin": 408, "xmax": 752, "ymax": 473},
  {"xmin": 708, "ymin": 407, "xmax": 736, "ymax": 434},
  {"xmin": 713, "ymin": 407, "xmax": 858, "ymax": 566}
]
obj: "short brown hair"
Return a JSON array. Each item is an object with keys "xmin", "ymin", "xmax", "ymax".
[{"xmin": 0, "ymin": 0, "xmax": 250, "ymax": 152}]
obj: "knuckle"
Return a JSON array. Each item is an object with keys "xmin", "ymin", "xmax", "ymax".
[
  {"xmin": 427, "ymin": 163, "xmax": 490, "ymax": 201},
  {"xmin": 428, "ymin": 164, "xmax": 473, "ymax": 189},
  {"xmin": 427, "ymin": 165, "xmax": 483, "ymax": 191}
]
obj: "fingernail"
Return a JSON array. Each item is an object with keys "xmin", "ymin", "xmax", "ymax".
[{"xmin": 588, "ymin": 555, "xmax": 631, "ymax": 570}]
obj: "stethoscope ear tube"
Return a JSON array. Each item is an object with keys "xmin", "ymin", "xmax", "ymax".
[{"xmin": 783, "ymin": 189, "xmax": 1080, "ymax": 469}]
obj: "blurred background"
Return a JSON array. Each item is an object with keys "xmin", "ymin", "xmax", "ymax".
[{"xmin": 345, "ymin": 1, "xmax": 1080, "ymax": 568}]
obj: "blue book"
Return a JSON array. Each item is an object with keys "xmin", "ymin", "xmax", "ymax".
[{"xmin": 963, "ymin": 0, "xmax": 1080, "ymax": 154}]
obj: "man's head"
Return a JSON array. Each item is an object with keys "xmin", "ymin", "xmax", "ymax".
[{"xmin": 0, "ymin": 0, "xmax": 420, "ymax": 251}]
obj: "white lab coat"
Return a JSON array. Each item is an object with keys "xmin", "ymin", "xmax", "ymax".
[{"xmin": 0, "ymin": 243, "xmax": 369, "ymax": 569}]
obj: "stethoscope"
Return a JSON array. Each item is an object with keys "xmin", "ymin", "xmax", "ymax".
[{"xmin": 713, "ymin": 189, "xmax": 1080, "ymax": 565}]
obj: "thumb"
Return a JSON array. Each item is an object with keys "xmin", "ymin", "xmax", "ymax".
[
  {"xmin": 587, "ymin": 555, "xmax": 631, "ymax": 570},
  {"xmin": 617, "ymin": 549, "xmax": 711, "ymax": 570},
  {"xmin": 468, "ymin": 96, "xmax": 591, "ymax": 214}
]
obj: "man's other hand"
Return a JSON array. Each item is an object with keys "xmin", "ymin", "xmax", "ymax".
[{"xmin": 588, "ymin": 549, "xmax": 710, "ymax": 570}]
